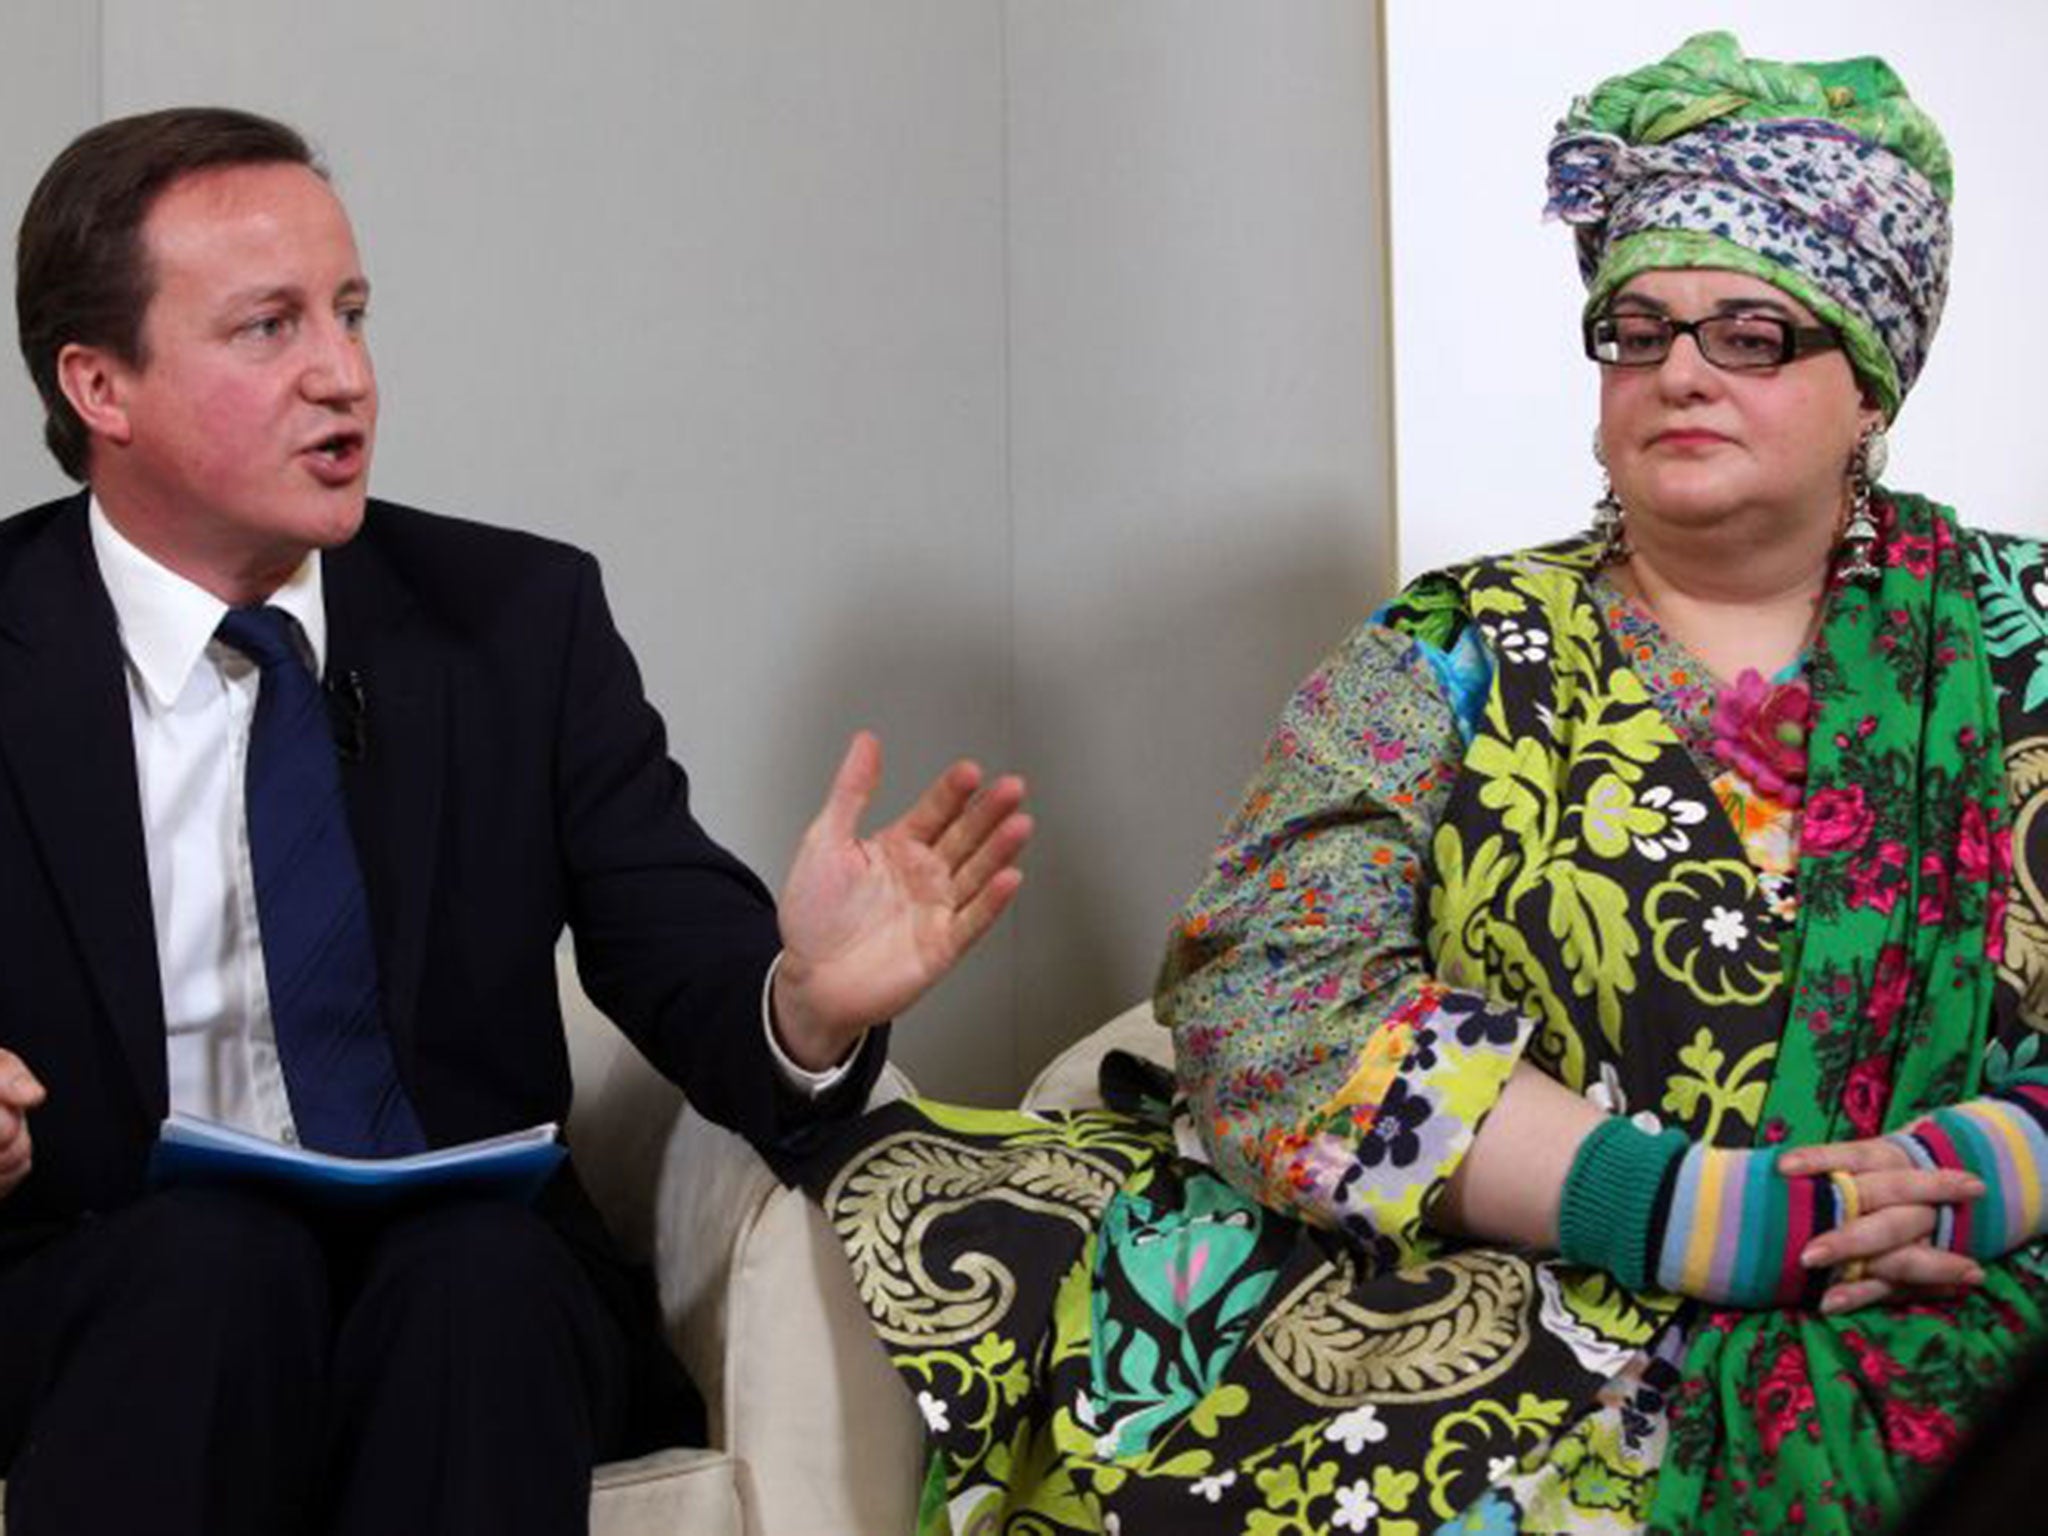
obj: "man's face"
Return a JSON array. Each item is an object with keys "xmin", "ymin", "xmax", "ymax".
[{"xmin": 88, "ymin": 161, "xmax": 377, "ymax": 601}]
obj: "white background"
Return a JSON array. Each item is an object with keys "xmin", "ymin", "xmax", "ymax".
[{"xmin": 1389, "ymin": 2, "xmax": 2048, "ymax": 578}]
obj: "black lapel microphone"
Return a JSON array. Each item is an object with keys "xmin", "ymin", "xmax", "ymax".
[{"xmin": 325, "ymin": 669, "xmax": 369, "ymax": 763}]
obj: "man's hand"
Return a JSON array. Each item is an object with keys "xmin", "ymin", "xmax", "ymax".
[
  {"xmin": 771, "ymin": 731, "xmax": 1031, "ymax": 1072},
  {"xmin": 1778, "ymin": 1136, "xmax": 1987, "ymax": 1313},
  {"xmin": 0, "ymin": 1050, "xmax": 47, "ymax": 1201}
]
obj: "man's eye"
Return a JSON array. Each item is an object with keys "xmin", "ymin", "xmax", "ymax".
[
  {"xmin": 241, "ymin": 315, "xmax": 292, "ymax": 341},
  {"xmin": 341, "ymin": 306, "xmax": 370, "ymax": 335}
]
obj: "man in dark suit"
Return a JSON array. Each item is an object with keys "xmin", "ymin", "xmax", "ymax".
[{"xmin": 0, "ymin": 108, "xmax": 1030, "ymax": 1535}]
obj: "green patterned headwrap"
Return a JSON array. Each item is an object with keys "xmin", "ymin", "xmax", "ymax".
[{"xmin": 1546, "ymin": 32, "xmax": 1954, "ymax": 416}]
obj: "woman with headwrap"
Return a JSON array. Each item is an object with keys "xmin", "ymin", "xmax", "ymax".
[{"xmin": 801, "ymin": 32, "xmax": 2048, "ymax": 1534}]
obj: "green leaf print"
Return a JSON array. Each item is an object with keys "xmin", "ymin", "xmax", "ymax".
[
  {"xmin": 1542, "ymin": 863, "xmax": 1640, "ymax": 1052},
  {"xmin": 1468, "ymin": 735, "xmax": 1562, "ymax": 845},
  {"xmin": 1660, "ymin": 1028, "xmax": 1774, "ymax": 1138},
  {"xmin": 1188, "ymin": 1383, "xmax": 1251, "ymax": 1439},
  {"xmin": 1428, "ymin": 826, "xmax": 1516, "ymax": 989},
  {"xmin": 1575, "ymin": 665, "xmax": 1674, "ymax": 768},
  {"xmin": 1420, "ymin": 1394, "xmax": 1571, "ymax": 1520},
  {"xmin": 1971, "ymin": 533, "xmax": 2048, "ymax": 709},
  {"xmin": 1576, "ymin": 772, "xmax": 1642, "ymax": 859},
  {"xmin": 1486, "ymin": 916, "xmax": 1587, "ymax": 1088}
]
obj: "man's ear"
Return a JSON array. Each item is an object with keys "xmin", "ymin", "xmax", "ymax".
[{"xmin": 55, "ymin": 342, "xmax": 135, "ymax": 449}]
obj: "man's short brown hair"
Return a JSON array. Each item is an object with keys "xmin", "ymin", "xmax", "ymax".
[{"xmin": 15, "ymin": 107, "xmax": 320, "ymax": 482}]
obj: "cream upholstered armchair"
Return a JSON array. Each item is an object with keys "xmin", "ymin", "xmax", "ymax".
[
  {"xmin": 560, "ymin": 988, "xmax": 1172, "ymax": 1532},
  {"xmin": 563, "ymin": 987, "xmax": 1170, "ymax": 1532},
  {"xmin": 551, "ymin": 950, "xmax": 926, "ymax": 1534}
]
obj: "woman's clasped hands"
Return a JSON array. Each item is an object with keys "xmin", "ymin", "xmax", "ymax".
[{"xmin": 1778, "ymin": 1137, "xmax": 1987, "ymax": 1314}]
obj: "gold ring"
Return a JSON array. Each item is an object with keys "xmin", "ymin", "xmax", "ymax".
[{"xmin": 1828, "ymin": 1171, "xmax": 1866, "ymax": 1285}]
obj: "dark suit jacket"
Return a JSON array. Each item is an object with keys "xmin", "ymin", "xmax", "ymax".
[{"xmin": 0, "ymin": 492, "xmax": 878, "ymax": 1439}]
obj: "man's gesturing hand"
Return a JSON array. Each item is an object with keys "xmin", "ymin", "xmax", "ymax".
[
  {"xmin": 0, "ymin": 1050, "xmax": 47, "ymax": 1201},
  {"xmin": 771, "ymin": 731, "xmax": 1030, "ymax": 1072}
]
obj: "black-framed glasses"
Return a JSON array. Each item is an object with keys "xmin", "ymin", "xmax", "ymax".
[{"xmin": 1584, "ymin": 311, "xmax": 1841, "ymax": 371}]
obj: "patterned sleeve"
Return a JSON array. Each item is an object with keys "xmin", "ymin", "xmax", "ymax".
[{"xmin": 1154, "ymin": 613, "xmax": 1538, "ymax": 1269}]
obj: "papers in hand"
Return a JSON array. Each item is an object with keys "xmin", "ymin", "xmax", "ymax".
[{"xmin": 149, "ymin": 1113, "xmax": 566, "ymax": 1209}]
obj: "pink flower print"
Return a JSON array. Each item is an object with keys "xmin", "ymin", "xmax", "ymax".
[
  {"xmin": 1754, "ymin": 1345, "xmax": 1816, "ymax": 1456},
  {"xmin": 1955, "ymin": 800, "xmax": 1993, "ymax": 884},
  {"xmin": 1710, "ymin": 670, "xmax": 1812, "ymax": 805},
  {"xmin": 1867, "ymin": 945, "xmax": 1911, "ymax": 1040},
  {"xmin": 1989, "ymin": 887, "xmax": 2010, "ymax": 964},
  {"xmin": 1886, "ymin": 533, "xmax": 1936, "ymax": 578},
  {"xmin": 1846, "ymin": 842, "xmax": 1908, "ymax": 914},
  {"xmin": 1802, "ymin": 786, "xmax": 1874, "ymax": 855},
  {"xmin": 1882, "ymin": 1400, "xmax": 1961, "ymax": 1466},
  {"xmin": 1841, "ymin": 1329, "xmax": 1904, "ymax": 1389},
  {"xmin": 1842, "ymin": 1055, "xmax": 1893, "ymax": 1139},
  {"xmin": 1917, "ymin": 852, "xmax": 1951, "ymax": 928},
  {"xmin": 1167, "ymin": 1245, "xmax": 1209, "ymax": 1312}
]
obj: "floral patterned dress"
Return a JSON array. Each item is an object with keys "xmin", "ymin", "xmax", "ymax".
[{"xmin": 798, "ymin": 494, "xmax": 2048, "ymax": 1535}]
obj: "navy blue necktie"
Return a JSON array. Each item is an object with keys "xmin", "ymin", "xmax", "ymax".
[{"xmin": 216, "ymin": 605, "xmax": 426, "ymax": 1156}]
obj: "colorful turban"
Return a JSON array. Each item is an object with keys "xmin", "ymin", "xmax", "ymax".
[{"xmin": 1545, "ymin": 31, "xmax": 1952, "ymax": 417}]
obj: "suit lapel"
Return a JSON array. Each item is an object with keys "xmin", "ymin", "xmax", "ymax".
[
  {"xmin": 0, "ymin": 497, "xmax": 167, "ymax": 1115},
  {"xmin": 323, "ymin": 517, "xmax": 449, "ymax": 1065}
]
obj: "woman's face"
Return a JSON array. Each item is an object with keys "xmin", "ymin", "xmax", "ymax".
[{"xmin": 1597, "ymin": 268, "xmax": 1881, "ymax": 552}]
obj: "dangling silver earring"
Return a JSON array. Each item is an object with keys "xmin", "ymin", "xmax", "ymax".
[
  {"xmin": 1835, "ymin": 424, "xmax": 1886, "ymax": 584},
  {"xmin": 1591, "ymin": 427, "xmax": 1629, "ymax": 564}
]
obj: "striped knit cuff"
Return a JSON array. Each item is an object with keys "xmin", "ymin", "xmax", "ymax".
[
  {"xmin": 1651, "ymin": 1144, "xmax": 1842, "ymax": 1308},
  {"xmin": 1888, "ymin": 1082, "xmax": 2048, "ymax": 1260},
  {"xmin": 1558, "ymin": 1117, "xmax": 1688, "ymax": 1290}
]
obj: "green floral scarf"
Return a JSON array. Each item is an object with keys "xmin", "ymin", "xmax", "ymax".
[{"xmin": 1646, "ymin": 494, "xmax": 2048, "ymax": 1532}]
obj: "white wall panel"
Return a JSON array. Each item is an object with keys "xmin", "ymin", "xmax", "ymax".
[
  {"xmin": 1005, "ymin": 2, "xmax": 1390, "ymax": 1079},
  {"xmin": 0, "ymin": 3, "xmax": 100, "ymax": 508}
]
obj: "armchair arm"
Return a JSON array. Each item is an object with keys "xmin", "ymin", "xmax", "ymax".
[
  {"xmin": 1021, "ymin": 1000, "xmax": 1172, "ymax": 1111},
  {"xmin": 653, "ymin": 1073, "xmax": 921, "ymax": 1536},
  {"xmin": 563, "ymin": 950, "xmax": 921, "ymax": 1533}
]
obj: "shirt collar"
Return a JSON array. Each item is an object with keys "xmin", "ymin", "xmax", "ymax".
[{"xmin": 88, "ymin": 496, "xmax": 328, "ymax": 711}]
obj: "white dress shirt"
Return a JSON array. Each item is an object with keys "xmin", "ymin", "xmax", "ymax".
[
  {"xmin": 91, "ymin": 499, "xmax": 318, "ymax": 1141},
  {"xmin": 89, "ymin": 501, "xmax": 848, "ymax": 1145}
]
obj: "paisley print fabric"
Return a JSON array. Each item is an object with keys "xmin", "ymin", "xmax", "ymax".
[{"xmin": 798, "ymin": 495, "xmax": 2048, "ymax": 1535}]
